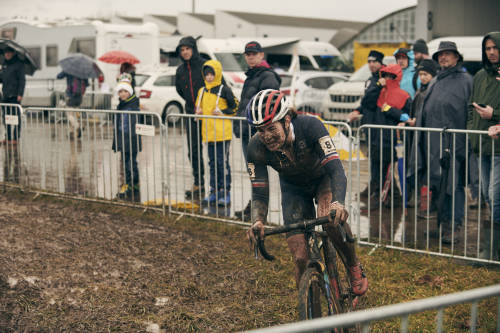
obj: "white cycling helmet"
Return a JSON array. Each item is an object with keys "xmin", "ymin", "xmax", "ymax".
[{"xmin": 247, "ymin": 89, "xmax": 289, "ymax": 127}]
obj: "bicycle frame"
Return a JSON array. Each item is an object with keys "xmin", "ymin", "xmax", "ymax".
[{"xmin": 305, "ymin": 228, "xmax": 340, "ymax": 316}]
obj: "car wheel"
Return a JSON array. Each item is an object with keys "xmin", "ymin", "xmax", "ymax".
[{"xmin": 162, "ymin": 102, "xmax": 182, "ymax": 125}]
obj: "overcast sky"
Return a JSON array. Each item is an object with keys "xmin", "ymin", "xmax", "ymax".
[{"xmin": 2, "ymin": 0, "xmax": 417, "ymax": 23}]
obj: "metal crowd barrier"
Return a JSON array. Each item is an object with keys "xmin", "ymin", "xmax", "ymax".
[
  {"xmin": 0, "ymin": 103, "xmax": 25, "ymax": 185},
  {"xmin": 355, "ymin": 124, "xmax": 499, "ymax": 264},
  {"xmin": 6, "ymin": 106, "xmax": 166, "ymax": 212},
  {"xmin": 165, "ymin": 113, "xmax": 267, "ymax": 225},
  {"xmin": 243, "ymin": 284, "xmax": 500, "ymax": 333}
]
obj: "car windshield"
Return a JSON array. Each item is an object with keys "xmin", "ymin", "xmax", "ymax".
[
  {"xmin": 135, "ymin": 74, "xmax": 151, "ymax": 87},
  {"xmin": 313, "ymin": 55, "xmax": 351, "ymax": 72},
  {"xmin": 214, "ymin": 53, "xmax": 246, "ymax": 72}
]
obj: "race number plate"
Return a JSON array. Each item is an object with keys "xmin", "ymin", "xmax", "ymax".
[
  {"xmin": 318, "ymin": 136, "xmax": 336, "ymax": 155},
  {"xmin": 135, "ymin": 124, "xmax": 155, "ymax": 137}
]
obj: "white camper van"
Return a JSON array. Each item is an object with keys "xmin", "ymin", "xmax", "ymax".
[
  {"xmin": 0, "ymin": 20, "xmax": 159, "ymax": 107},
  {"xmin": 159, "ymin": 37, "xmax": 346, "ymax": 99}
]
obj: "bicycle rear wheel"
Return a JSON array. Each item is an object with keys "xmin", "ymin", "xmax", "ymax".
[{"xmin": 298, "ymin": 267, "xmax": 345, "ymax": 333}]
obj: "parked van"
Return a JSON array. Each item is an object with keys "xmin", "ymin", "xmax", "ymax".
[
  {"xmin": 159, "ymin": 36, "xmax": 247, "ymax": 97},
  {"xmin": 321, "ymin": 36, "xmax": 483, "ymax": 122},
  {"xmin": 0, "ymin": 19, "xmax": 159, "ymax": 107}
]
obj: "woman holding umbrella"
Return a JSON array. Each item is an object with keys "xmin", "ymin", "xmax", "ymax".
[
  {"xmin": 0, "ymin": 46, "xmax": 26, "ymax": 143},
  {"xmin": 98, "ymin": 50, "xmax": 140, "ymax": 90},
  {"xmin": 58, "ymin": 53, "xmax": 101, "ymax": 139}
]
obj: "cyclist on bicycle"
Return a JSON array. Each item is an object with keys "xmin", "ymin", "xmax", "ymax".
[{"xmin": 245, "ymin": 89, "xmax": 368, "ymax": 296}]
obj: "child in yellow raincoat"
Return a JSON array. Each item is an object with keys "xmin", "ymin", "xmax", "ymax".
[{"xmin": 195, "ymin": 60, "xmax": 239, "ymax": 206}]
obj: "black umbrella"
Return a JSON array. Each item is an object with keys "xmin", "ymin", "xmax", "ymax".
[
  {"xmin": 0, "ymin": 38, "xmax": 38, "ymax": 76},
  {"xmin": 59, "ymin": 53, "xmax": 101, "ymax": 79}
]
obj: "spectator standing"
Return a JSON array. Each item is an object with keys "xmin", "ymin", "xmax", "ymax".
[
  {"xmin": 194, "ymin": 60, "xmax": 239, "ymax": 206},
  {"xmin": 175, "ymin": 36, "xmax": 206, "ymax": 200},
  {"xmin": 394, "ymin": 48, "xmax": 419, "ymax": 99},
  {"xmin": 0, "ymin": 46, "xmax": 25, "ymax": 143},
  {"xmin": 112, "ymin": 79, "xmax": 142, "ymax": 201},
  {"xmin": 467, "ymin": 32, "xmax": 500, "ymax": 260},
  {"xmin": 406, "ymin": 59, "xmax": 438, "ymax": 210},
  {"xmin": 57, "ymin": 71, "xmax": 88, "ymax": 139},
  {"xmin": 363, "ymin": 64, "xmax": 411, "ymax": 208},
  {"xmin": 412, "ymin": 39, "xmax": 430, "ymax": 91},
  {"xmin": 420, "ymin": 41, "xmax": 473, "ymax": 244},
  {"xmin": 348, "ymin": 50, "xmax": 386, "ymax": 200},
  {"xmin": 234, "ymin": 41, "xmax": 281, "ymax": 220}
]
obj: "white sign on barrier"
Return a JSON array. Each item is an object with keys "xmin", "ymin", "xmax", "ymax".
[
  {"xmin": 5, "ymin": 115, "xmax": 19, "ymax": 125},
  {"xmin": 135, "ymin": 124, "xmax": 155, "ymax": 137}
]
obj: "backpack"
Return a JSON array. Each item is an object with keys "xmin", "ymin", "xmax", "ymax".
[{"xmin": 70, "ymin": 77, "xmax": 87, "ymax": 97}]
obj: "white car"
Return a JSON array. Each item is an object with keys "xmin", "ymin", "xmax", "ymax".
[
  {"xmin": 321, "ymin": 56, "xmax": 396, "ymax": 121},
  {"xmin": 135, "ymin": 67, "xmax": 184, "ymax": 125},
  {"xmin": 279, "ymin": 71, "xmax": 349, "ymax": 115}
]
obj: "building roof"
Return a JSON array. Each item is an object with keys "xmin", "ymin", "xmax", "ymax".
[
  {"xmin": 329, "ymin": 28, "xmax": 360, "ymax": 48},
  {"xmin": 117, "ymin": 15, "xmax": 143, "ymax": 24},
  {"xmin": 339, "ymin": 6, "xmax": 417, "ymax": 48},
  {"xmin": 224, "ymin": 10, "xmax": 368, "ymax": 30},
  {"xmin": 187, "ymin": 13, "xmax": 215, "ymax": 25},
  {"xmin": 151, "ymin": 14, "xmax": 177, "ymax": 26}
]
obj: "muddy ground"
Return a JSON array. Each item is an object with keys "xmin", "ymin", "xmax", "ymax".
[{"xmin": 0, "ymin": 189, "xmax": 499, "ymax": 332}]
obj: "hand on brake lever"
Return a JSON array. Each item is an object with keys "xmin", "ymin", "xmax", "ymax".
[
  {"xmin": 246, "ymin": 220, "xmax": 265, "ymax": 250},
  {"xmin": 329, "ymin": 201, "xmax": 348, "ymax": 227}
]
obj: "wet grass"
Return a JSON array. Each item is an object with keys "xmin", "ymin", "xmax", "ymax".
[{"xmin": 0, "ymin": 189, "xmax": 499, "ymax": 332}]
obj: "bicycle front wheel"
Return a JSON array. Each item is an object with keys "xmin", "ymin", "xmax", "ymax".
[{"xmin": 298, "ymin": 267, "xmax": 345, "ymax": 332}]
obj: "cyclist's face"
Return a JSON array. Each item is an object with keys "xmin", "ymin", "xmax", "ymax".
[{"xmin": 257, "ymin": 121, "xmax": 286, "ymax": 151}]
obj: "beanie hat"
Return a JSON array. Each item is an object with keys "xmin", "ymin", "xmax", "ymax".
[
  {"xmin": 413, "ymin": 39, "xmax": 429, "ymax": 55},
  {"xmin": 394, "ymin": 48, "xmax": 410, "ymax": 58},
  {"xmin": 367, "ymin": 50, "xmax": 384, "ymax": 64},
  {"xmin": 417, "ymin": 59, "xmax": 439, "ymax": 76},
  {"xmin": 116, "ymin": 80, "xmax": 133, "ymax": 96},
  {"xmin": 203, "ymin": 65, "xmax": 215, "ymax": 77}
]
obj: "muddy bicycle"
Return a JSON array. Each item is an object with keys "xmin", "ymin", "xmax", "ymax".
[{"xmin": 253, "ymin": 212, "xmax": 361, "ymax": 332}]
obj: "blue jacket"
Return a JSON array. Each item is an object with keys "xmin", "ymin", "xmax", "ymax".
[{"xmin": 393, "ymin": 49, "xmax": 420, "ymax": 99}]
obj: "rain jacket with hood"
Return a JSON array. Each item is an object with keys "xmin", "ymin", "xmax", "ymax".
[
  {"xmin": 0, "ymin": 53, "xmax": 26, "ymax": 99},
  {"xmin": 112, "ymin": 94, "xmax": 142, "ymax": 155},
  {"xmin": 419, "ymin": 61, "xmax": 473, "ymax": 193},
  {"xmin": 393, "ymin": 49, "xmax": 419, "ymax": 99},
  {"xmin": 196, "ymin": 60, "xmax": 239, "ymax": 142},
  {"xmin": 234, "ymin": 60, "xmax": 281, "ymax": 139},
  {"xmin": 175, "ymin": 36, "xmax": 206, "ymax": 114},
  {"xmin": 467, "ymin": 32, "xmax": 500, "ymax": 156},
  {"xmin": 361, "ymin": 64, "xmax": 411, "ymax": 145}
]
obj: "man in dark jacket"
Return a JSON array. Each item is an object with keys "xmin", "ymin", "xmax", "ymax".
[
  {"xmin": 407, "ymin": 59, "xmax": 438, "ymax": 211},
  {"xmin": 234, "ymin": 41, "xmax": 281, "ymax": 219},
  {"xmin": 348, "ymin": 50, "xmax": 386, "ymax": 201},
  {"xmin": 175, "ymin": 36, "xmax": 206, "ymax": 199},
  {"xmin": 360, "ymin": 64, "xmax": 411, "ymax": 208},
  {"xmin": 467, "ymin": 32, "xmax": 500, "ymax": 260},
  {"xmin": 1, "ymin": 46, "xmax": 26, "ymax": 142},
  {"xmin": 420, "ymin": 41, "xmax": 473, "ymax": 244}
]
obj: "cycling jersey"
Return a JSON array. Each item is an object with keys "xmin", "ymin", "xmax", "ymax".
[{"xmin": 247, "ymin": 115, "xmax": 347, "ymax": 223}]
